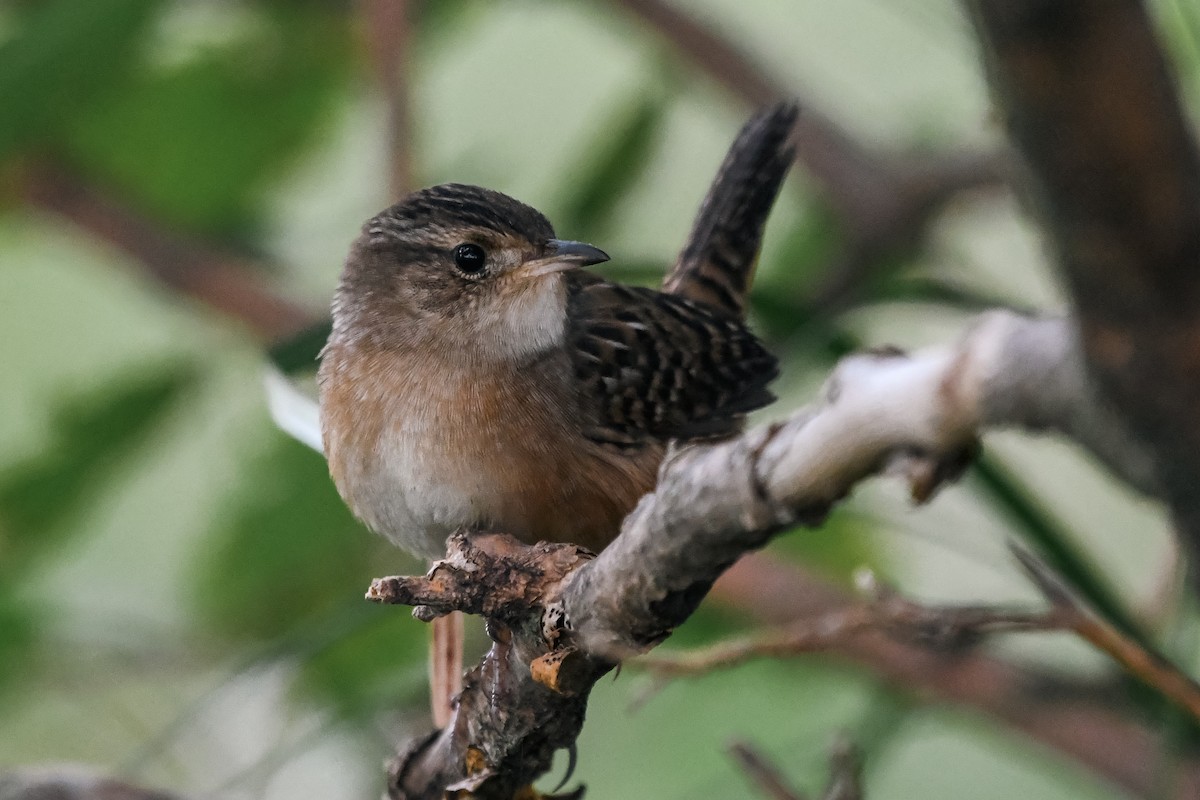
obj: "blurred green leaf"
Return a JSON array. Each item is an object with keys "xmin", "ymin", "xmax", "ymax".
[
  {"xmin": 193, "ymin": 431, "xmax": 377, "ymax": 640},
  {"xmin": 969, "ymin": 456, "xmax": 1143, "ymax": 642},
  {"xmin": 749, "ymin": 202, "xmax": 843, "ymax": 340},
  {"xmin": 592, "ymin": 257, "xmax": 671, "ymax": 288},
  {"xmin": 768, "ymin": 507, "xmax": 884, "ymax": 585},
  {"xmin": 0, "ymin": 363, "xmax": 196, "ymax": 578},
  {"xmin": 414, "ymin": 0, "xmax": 487, "ymax": 42},
  {"xmin": 63, "ymin": 4, "xmax": 353, "ymax": 238},
  {"xmin": 580, "ymin": 658, "xmax": 873, "ymax": 799},
  {"xmin": 268, "ymin": 317, "xmax": 331, "ymax": 375},
  {"xmin": 1166, "ymin": 0, "xmax": 1200, "ymax": 85},
  {"xmin": 194, "ymin": 424, "xmax": 428, "ymax": 716},
  {"xmin": 662, "ymin": 601, "xmax": 759, "ymax": 650},
  {"xmin": 871, "ymin": 275, "xmax": 1036, "ymax": 315},
  {"xmin": 294, "ymin": 605, "xmax": 427, "ymax": 719},
  {"xmin": 0, "ymin": 0, "xmax": 161, "ymax": 160},
  {"xmin": 851, "ymin": 687, "xmax": 910, "ymax": 756},
  {"xmin": 553, "ymin": 84, "xmax": 672, "ymax": 239},
  {"xmin": 0, "ymin": 594, "xmax": 37, "ymax": 700}
]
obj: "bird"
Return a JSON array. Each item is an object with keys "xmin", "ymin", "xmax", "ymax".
[{"xmin": 318, "ymin": 101, "xmax": 798, "ymax": 724}]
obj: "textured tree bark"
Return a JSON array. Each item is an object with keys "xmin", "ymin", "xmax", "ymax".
[
  {"xmin": 968, "ymin": 0, "xmax": 1200, "ymax": 567},
  {"xmin": 373, "ymin": 312, "xmax": 1184, "ymax": 799}
]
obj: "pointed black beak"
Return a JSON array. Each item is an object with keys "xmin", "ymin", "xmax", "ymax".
[
  {"xmin": 520, "ymin": 239, "xmax": 610, "ymax": 278},
  {"xmin": 545, "ymin": 239, "xmax": 610, "ymax": 267}
]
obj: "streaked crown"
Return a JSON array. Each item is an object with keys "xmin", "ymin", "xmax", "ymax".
[{"xmin": 362, "ymin": 183, "xmax": 556, "ymax": 247}]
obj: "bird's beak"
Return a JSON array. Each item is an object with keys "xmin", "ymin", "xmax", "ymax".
[{"xmin": 520, "ymin": 239, "xmax": 610, "ymax": 278}]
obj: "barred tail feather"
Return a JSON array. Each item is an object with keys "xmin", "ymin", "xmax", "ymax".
[{"xmin": 663, "ymin": 101, "xmax": 799, "ymax": 319}]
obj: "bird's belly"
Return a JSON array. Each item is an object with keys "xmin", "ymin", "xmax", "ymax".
[
  {"xmin": 329, "ymin": 376, "xmax": 660, "ymax": 559},
  {"xmin": 354, "ymin": 430, "xmax": 491, "ymax": 558}
]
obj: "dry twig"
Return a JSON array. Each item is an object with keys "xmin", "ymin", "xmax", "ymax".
[
  {"xmin": 638, "ymin": 569, "xmax": 1051, "ymax": 683},
  {"xmin": 820, "ymin": 738, "xmax": 863, "ymax": 800},
  {"xmin": 729, "ymin": 737, "xmax": 863, "ymax": 800},
  {"xmin": 644, "ymin": 550, "xmax": 1200, "ymax": 727},
  {"xmin": 728, "ymin": 741, "xmax": 806, "ymax": 800}
]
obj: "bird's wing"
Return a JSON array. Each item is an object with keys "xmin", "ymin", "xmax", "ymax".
[
  {"xmin": 566, "ymin": 274, "xmax": 778, "ymax": 447},
  {"xmin": 662, "ymin": 100, "xmax": 798, "ymax": 320}
]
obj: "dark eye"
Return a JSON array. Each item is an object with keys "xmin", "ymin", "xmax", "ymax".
[{"xmin": 453, "ymin": 243, "xmax": 487, "ymax": 274}]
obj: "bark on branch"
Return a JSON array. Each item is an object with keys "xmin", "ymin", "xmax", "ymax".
[{"xmin": 373, "ymin": 311, "xmax": 1176, "ymax": 798}]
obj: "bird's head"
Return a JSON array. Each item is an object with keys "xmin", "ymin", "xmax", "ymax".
[{"xmin": 332, "ymin": 183, "xmax": 608, "ymax": 362}]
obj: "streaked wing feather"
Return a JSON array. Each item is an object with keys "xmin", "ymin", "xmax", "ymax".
[{"xmin": 567, "ymin": 274, "xmax": 778, "ymax": 447}]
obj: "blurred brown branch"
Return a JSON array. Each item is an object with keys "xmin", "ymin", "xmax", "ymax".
[
  {"xmin": 729, "ymin": 737, "xmax": 863, "ymax": 800},
  {"xmin": 19, "ymin": 163, "xmax": 317, "ymax": 343},
  {"xmin": 640, "ymin": 576, "xmax": 1055, "ymax": 682},
  {"xmin": 729, "ymin": 741, "xmax": 806, "ymax": 800},
  {"xmin": 648, "ymin": 551, "xmax": 1200, "ymax": 724},
  {"xmin": 606, "ymin": 0, "xmax": 1010, "ymax": 309},
  {"xmin": 362, "ymin": 0, "xmax": 416, "ymax": 200},
  {"xmin": 0, "ymin": 767, "xmax": 181, "ymax": 800},
  {"xmin": 968, "ymin": 0, "xmax": 1200, "ymax": 573}
]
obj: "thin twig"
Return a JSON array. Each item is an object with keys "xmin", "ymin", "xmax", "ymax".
[
  {"xmin": 638, "ymin": 570, "xmax": 1056, "ymax": 680},
  {"xmin": 639, "ymin": 607, "xmax": 871, "ymax": 678},
  {"xmin": 728, "ymin": 737, "xmax": 863, "ymax": 800},
  {"xmin": 1013, "ymin": 546, "xmax": 1200, "ymax": 723},
  {"xmin": 650, "ymin": 550, "xmax": 1200, "ymax": 730},
  {"xmin": 729, "ymin": 741, "xmax": 808, "ymax": 800},
  {"xmin": 710, "ymin": 553, "xmax": 1200, "ymax": 799},
  {"xmin": 821, "ymin": 737, "xmax": 863, "ymax": 800}
]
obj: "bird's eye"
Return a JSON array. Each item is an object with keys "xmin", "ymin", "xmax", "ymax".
[{"xmin": 453, "ymin": 243, "xmax": 487, "ymax": 275}]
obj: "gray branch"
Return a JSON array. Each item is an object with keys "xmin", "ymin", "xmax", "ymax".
[
  {"xmin": 379, "ymin": 310, "xmax": 1166, "ymax": 798},
  {"xmin": 567, "ymin": 310, "xmax": 1156, "ymax": 658}
]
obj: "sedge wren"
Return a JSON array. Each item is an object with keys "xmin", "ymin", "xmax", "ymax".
[{"xmin": 318, "ymin": 102, "xmax": 796, "ymax": 561}]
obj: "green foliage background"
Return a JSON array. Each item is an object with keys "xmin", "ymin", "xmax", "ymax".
[{"xmin": 1, "ymin": 1, "xmax": 1197, "ymax": 798}]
